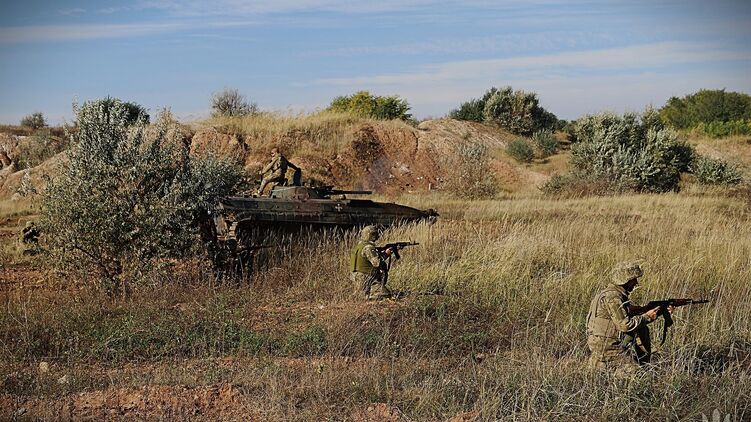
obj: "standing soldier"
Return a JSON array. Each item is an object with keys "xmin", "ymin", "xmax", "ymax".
[
  {"xmin": 349, "ymin": 225, "xmax": 392, "ymax": 300},
  {"xmin": 586, "ymin": 261, "xmax": 673, "ymax": 372},
  {"xmin": 257, "ymin": 147, "xmax": 299, "ymax": 196}
]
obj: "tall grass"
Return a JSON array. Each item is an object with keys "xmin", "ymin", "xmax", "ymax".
[{"xmin": 2, "ymin": 193, "xmax": 750, "ymax": 420}]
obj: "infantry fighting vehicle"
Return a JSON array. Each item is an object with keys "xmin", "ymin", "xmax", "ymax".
[{"xmin": 209, "ymin": 184, "xmax": 438, "ymax": 276}]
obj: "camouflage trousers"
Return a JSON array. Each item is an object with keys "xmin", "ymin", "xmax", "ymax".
[
  {"xmin": 588, "ymin": 325, "xmax": 652, "ymax": 375},
  {"xmin": 350, "ymin": 272, "xmax": 391, "ymax": 300},
  {"xmin": 258, "ymin": 174, "xmax": 285, "ymax": 196}
]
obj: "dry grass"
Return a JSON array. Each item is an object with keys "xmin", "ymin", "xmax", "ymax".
[
  {"xmin": 2, "ymin": 192, "xmax": 751, "ymax": 420},
  {"xmin": 200, "ymin": 111, "xmax": 414, "ymax": 157}
]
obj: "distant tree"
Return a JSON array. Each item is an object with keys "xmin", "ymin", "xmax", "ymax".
[
  {"xmin": 327, "ymin": 91, "xmax": 412, "ymax": 121},
  {"xmin": 211, "ymin": 88, "xmax": 258, "ymax": 117},
  {"xmin": 450, "ymin": 87, "xmax": 558, "ymax": 135},
  {"xmin": 20, "ymin": 112, "xmax": 47, "ymax": 129},
  {"xmin": 659, "ymin": 89, "xmax": 751, "ymax": 129},
  {"xmin": 483, "ymin": 86, "xmax": 557, "ymax": 136}
]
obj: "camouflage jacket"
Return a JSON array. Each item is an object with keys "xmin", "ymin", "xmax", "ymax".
[{"xmin": 586, "ymin": 284, "xmax": 649, "ymax": 357}]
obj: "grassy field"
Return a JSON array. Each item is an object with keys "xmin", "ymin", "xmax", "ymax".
[{"xmin": 1, "ymin": 190, "xmax": 750, "ymax": 420}]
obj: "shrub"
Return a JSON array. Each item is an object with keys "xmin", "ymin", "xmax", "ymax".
[
  {"xmin": 693, "ymin": 119, "xmax": 751, "ymax": 138},
  {"xmin": 532, "ymin": 130, "xmax": 557, "ymax": 158},
  {"xmin": 443, "ymin": 141, "xmax": 498, "ymax": 199},
  {"xmin": 42, "ymin": 98, "xmax": 246, "ymax": 295},
  {"xmin": 506, "ymin": 138, "xmax": 535, "ymax": 163},
  {"xmin": 20, "ymin": 112, "xmax": 46, "ymax": 129},
  {"xmin": 448, "ymin": 98, "xmax": 485, "ymax": 122},
  {"xmin": 483, "ymin": 86, "xmax": 557, "ymax": 136},
  {"xmin": 691, "ymin": 156, "xmax": 743, "ymax": 185},
  {"xmin": 211, "ymin": 88, "xmax": 258, "ymax": 117},
  {"xmin": 84, "ymin": 97, "xmax": 150, "ymax": 125},
  {"xmin": 327, "ymin": 91, "xmax": 411, "ymax": 121},
  {"xmin": 660, "ymin": 89, "xmax": 751, "ymax": 130},
  {"xmin": 566, "ymin": 108, "xmax": 693, "ymax": 193},
  {"xmin": 16, "ymin": 129, "xmax": 68, "ymax": 169}
]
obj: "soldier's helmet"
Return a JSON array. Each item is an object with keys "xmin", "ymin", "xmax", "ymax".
[
  {"xmin": 25, "ymin": 221, "xmax": 34, "ymax": 229},
  {"xmin": 359, "ymin": 225, "xmax": 379, "ymax": 242},
  {"xmin": 611, "ymin": 261, "xmax": 643, "ymax": 285}
]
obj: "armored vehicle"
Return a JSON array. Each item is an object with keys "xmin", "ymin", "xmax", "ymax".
[{"xmin": 210, "ymin": 185, "xmax": 438, "ymax": 276}]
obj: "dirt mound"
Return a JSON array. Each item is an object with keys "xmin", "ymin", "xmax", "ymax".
[
  {"xmin": 190, "ymin": 127, "xmax": 248, "ymax": 165},
  {"xmin": 0, "ymin": 151, "xmax": 67, "ymax": 199},
  {"xmin": 4, "ymin": 383, "xmax": 254, "ymax": 421},
  {"xmin": 0, "ymin": 118, "xmax": 562, "ymax": 199}
]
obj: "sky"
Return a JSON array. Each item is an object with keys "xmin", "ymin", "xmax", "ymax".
[{"xmin": 1, "ymin": 0, "xmax": 750, "ymax": 125}]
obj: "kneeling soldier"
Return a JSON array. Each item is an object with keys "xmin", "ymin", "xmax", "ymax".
[
  {"xmin": 586, "ymin": 261, "xmax": 673, "ymax": 372},
  {"xmin": 349, "ymin": 225, "xmax": 392, "ymax": 300}
]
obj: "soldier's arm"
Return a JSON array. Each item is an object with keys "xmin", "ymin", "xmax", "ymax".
[
  {"xmin": 362, "ymin": 245, "xmax": 384, "ymax": 268},
  {"xmin": 603, "ymin": 293, "xmax": 651, "ymax": 333},
  {"xmin": 262, "ymin": 160, "xmax": 274, "ymax": 174}
]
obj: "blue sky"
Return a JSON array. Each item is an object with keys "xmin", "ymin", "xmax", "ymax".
[{"xmin": 1, "ymin": 0, "xmax": 750, "ymax": 124}]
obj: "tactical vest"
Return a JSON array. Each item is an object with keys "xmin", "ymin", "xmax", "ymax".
[{"xmin": 350, "ymin": 241, "xmax": 375, "ymax": 273}]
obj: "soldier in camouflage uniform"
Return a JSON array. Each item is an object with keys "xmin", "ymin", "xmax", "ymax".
[
  {"xmin": 350, "ymin": 225, "xmax": 392, "ymax": 300},
  {"xmin": 586, "ymin": 261, "xmax": 673, "ymax": 371},
  {"xmin": 257, "ymin": 148, "xmax": 299, "ymax": 196}
]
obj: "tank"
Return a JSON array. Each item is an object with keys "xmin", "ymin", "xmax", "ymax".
[{"xmin": 209, "ymin": 185, "xmax": 438, "ymax": 277}]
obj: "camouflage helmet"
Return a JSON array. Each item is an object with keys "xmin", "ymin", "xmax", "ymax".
[
  {"xmin": 24, "ymin": 221, "xmax": 34, "ymax": 229},
  {"xmin": 359, "ymin": 225, "xmax": 379, "ymax": 242},
  {"xmin": 611, "ymin": 261, "xmax": 643, "ymax": 285}
]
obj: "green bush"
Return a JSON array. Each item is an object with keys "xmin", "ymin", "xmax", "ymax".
[
  {"xmin": 691, "ymin": 156, "xmax": 743, "ymax": 185},
  {"xmin": 566, "ymin": 108, "xmax": 693, "ymax": 193},
  {"xmin": 532, "ymin": 130, "xmax": 557, "ymax": 158},
  {"xmin": 693, "ymin": 119, "xmax": 751, "ymax": 138},
  {"xmin": 20, "ymin": 112, "xmax": 46, "ymax": 129},
  {"xmin": 42, "ymin": 98, "xmax": 246, "ymax": 294},
  {"xmin": 448, "ymin": 89, "xmax": 502, "ymax": 122},
  {"xmin": 211, "ymin": 88, "xmax": 258, "ymax": 117},
  {"xmin": 327, "ymin": 91, "xmax": 411, "ymax": 121},
  {"xmin": 448, "ymin": 98, "xmax": 485, "ymax": 122},
  {"xmin": 660, "ymin": 89, "xmax": 751, "ymax": 130},
  {"xmin": 483, "ymin": 86, "xmax": 557, "ymax": 136},
  {"xmin": 506, "ymin": 138, "xmax": 535, "ymax": 163}
]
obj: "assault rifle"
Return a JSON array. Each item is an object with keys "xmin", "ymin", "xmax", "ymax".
[
  {"xmin": 376, "ymin": 241, "xmax": 419, "ymax": 260},
  {"xmin": 640, "ymin": 298, "xmax": 710, "ymax": 345},
  {"xmin": 364, "ymin": 242, "xmax": 419, "ymax": 295}
]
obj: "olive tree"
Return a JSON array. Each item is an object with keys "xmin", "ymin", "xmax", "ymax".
[{"xmin": 42, "ymin": 98, "xmax": 246, "ymax": 294}]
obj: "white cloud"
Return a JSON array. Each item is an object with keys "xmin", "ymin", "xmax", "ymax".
[
  {"xmin": 58, "ymin": 8, "xmax": 86, "ymax": 17},
  {"xmin": 138, "ymin": 0, "xmax": 443, "ymax": 16},
  {"xmin": 0, "ymin": 20, "xmax": 259, "ymax": 43},
  {"xmin": 306, "ymin": 42, "xmax": 751, "ymax": 87}
]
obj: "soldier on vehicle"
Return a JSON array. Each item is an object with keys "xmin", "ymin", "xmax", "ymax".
[
  {"xmin": 257, "ymin": 148, "xmax": 299, "ymax": 196},
  {"xmin": 349, "ymin": 225, "xmax": 393, "ymax": 300},
  {"xmin": 586, "ymin": 261, "xmax": 673, "ymax": 372}
]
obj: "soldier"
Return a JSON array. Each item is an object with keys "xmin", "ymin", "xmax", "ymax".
[
  {"xmin": 349, "ymin": 225, "xmax": 393, "ymax": 300},
  {"xmin": 21, "ymin": 221, "xmax": 39, "ymax": 245},
  {"xmin": 586, "ymin": 261, "xmax": 673, "ymax": 372},
  {"xmin": 257, "ymin": 148, "xmax": 299, "ymax": 196}
]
